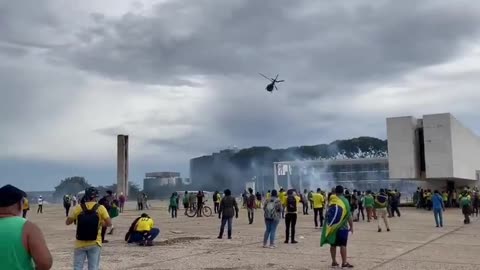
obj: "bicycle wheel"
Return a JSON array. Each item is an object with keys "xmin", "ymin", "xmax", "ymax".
[
  {"xmin": 186, "ymin": 207, "xmax": 197, "ymax": 217},
  {"xmin": 202, "ymin": 206, "xmax": 213, "ymax": 217}
]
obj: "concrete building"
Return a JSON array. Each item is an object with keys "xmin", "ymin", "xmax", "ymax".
[
  {"xmin": 143, "ymin": 172, "xmax": 181, "ymax": 190},
  {"xmin": 387, "ymin": 113, "xmax": 480, "ymax": 189}
]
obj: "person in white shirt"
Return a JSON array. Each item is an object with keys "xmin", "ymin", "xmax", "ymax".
[
  {"xmin": 71, "ymin": 195, "xmax": 77, "ymax": 206},
  {"xmin": 37, "ymin": 196, "xmax": 43, "ymax": 214}
]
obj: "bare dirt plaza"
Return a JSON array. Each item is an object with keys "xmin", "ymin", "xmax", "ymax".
[{"xmin": 30, "ymin": 201, "xmax": 480, "ymax": 270}]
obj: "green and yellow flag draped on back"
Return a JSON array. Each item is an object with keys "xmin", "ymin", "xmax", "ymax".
[{"xmin": 320, "ymin": 195, "xmax": 350, "ymax": 247}]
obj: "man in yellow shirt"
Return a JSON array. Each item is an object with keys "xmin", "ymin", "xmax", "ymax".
[
  {"xmin": 312, "ymin": 188, "xmax": 325, "ymax": 228},
  {"xmin": 66, "ymin": 187, "xmax": 111, "ymax": 270},
  {"xmin": 126, "ymin": 213, "xmax": 160, "ymax": 246},
  {"xmin": 22, "ymin": 196, "xmax": 29, "ymax": 218}
]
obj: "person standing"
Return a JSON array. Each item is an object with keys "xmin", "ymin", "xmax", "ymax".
[
  {"xmin": 246, "ymin": 188, "xmax": 256, "ymax": 224},
  {"xmin": 213, "ymin": 191, "xmax": 220, "ymax": 214},
  {"xmin": 364, "ymin": 191, "xmax": 375, "ymax": 222},
  {"xmin": 63, "ymin": 194, "xmax": 72, "ymax": 217},
  {"xmin": 72, "ymin": 195, "xmax": 78, "ymax": 207},
  {"xmin": 321, "ymin": 185, "xmax": 354, "ymax": 268},
  {"xmin": 263, "ymin": 189, "xmax": 282, "ymax": 248},
  {"xmin": 137, "ymin": 194, "xmax": 143, "ymax": 211},
  {"xmin": 218, "ymin": 189, "xmax": 239, "ymax": 239},
  {"xmin": 118, "ymin": 192, "xmax": 126, "ymax": 213},
  {"xmin": 279, "ymin": 188, "xmax": 287, "ymax": 219},
  {"xmin": 312, "ymin": 188, "xmax": 325, "ymax": 228},
  {"xmin": 169, "ymin": 192, "xmax": 178, "ymax": 219},
  {"xmin": 37, "ymin": 195, "xmax": 43, "ymax": 214},
  {"xmin": 432, "ymin": 190, "xmax": 444, "ymax": 227},
  {"xmin": 0, "ymin": 185, "xmax": 53, "ymax": 270},
  {"xmin": 374, "ymin": 189, "xmax": 390, "ymax": 232},
  {"xmin": 284, "ymin": 190, "xmax": 298, "ymax": 244},
  {"xmin": 196, "ymin": 191, "xmax": 204, "ymax": 217},
  {"xmin": 302, "ymin": 189, "xmax": 309, "ymax": 215},
  {"xmin": 98, "ymin": 191, "xmax": 114, "ymax": 243},
  {"xmin": 459, "ymin": 191, "xmax": 472, "ymax": 224},
  {"xmin": 66, "ymin": 187, "xmax": 111, "ymax": 270},
  {"xmin": 183, "ymin": 191, "xmax": 190, "ymax": 215},
  {"xmin": 357, "ymin": 191, "xmax": 365, "ymax": 221},
  {"xmin": 22, "ymin": 195, "xmax": 30, "ymax": 218}
]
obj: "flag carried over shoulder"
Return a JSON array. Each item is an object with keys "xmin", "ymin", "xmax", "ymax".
[{"xmin": 320, "ymin": 194, "xmax": 350, "ymax": 247}]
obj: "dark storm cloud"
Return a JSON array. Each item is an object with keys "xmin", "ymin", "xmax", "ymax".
[{"xmin": 57, "ymin": 0, "xmax": 480, "ymax": 91}]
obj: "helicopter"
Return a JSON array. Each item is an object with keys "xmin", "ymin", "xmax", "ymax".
[{"xmin": 259, "ymin": 73, "xmax": 284, "ymax": 93}]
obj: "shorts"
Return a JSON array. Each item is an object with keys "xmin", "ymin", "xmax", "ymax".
[{"xmin": 332, "ymin": 229, "xmax": 349, "ymax": 247}]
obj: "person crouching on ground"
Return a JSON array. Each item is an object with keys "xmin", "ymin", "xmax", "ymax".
[
  {"xmin": 218, "ymin": 189, "xmax": 239, "ymax": 239},
  {"xmin": 125, "ymin": 213, "xmax": 160, "ymax": 246}
]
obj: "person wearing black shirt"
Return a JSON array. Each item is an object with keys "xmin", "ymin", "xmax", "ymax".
[{"xmin": 284, "ymin": 190, "xmax": 298, "ymax": 244}]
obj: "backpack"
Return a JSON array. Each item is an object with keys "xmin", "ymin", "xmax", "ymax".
[
  {"xmin": 264, "ymin": 199, "xmax": 277, "ymax": 220},
  {"xmin": 76, "ymin": 203, "xmax": 100, "ymax": 241}
]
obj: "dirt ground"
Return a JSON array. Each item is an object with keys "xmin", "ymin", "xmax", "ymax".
[{"xmin": 27, "ymin": 201, "xmax": 480, "ymax": 270}]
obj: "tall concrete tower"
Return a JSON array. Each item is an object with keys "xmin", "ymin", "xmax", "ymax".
[{"xmin": 117, "ymin": 135, "xmax": 129, "ymax": 197}]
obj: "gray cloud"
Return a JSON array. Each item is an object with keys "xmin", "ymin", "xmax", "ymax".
[{"xmin": 2, "ymin": 0, "xmax": 480, "ymax": 189}]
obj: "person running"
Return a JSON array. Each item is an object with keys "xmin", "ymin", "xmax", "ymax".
[
  {"xmin": 262, "ymin": 189, "xmax": 282, "ymax": 248},
  {"xmin": 246, "ymin": 188, "xmax": 256, "ymax": 224},
  {"xmin": 321, "ymin": 185, "xmax": 354, "ymax": 268},
  {"xmin": 63, "ymin": 194, "xmax": 72, "ymax": 217},
  {"xmin": 284, "ymin": 190, "xmax": 298, "ymax": 244},
  {"xmin": 312, "ymin": 188, "xmax": 325, "ymax": 228},
  {"xmin": 66, "ymin": 187, "xmax": 112, "ymax": 270},
  {"xmin": 22, "ymin": 195, "xmax": 30, "ymax": 218},
  {"xmin": 169, "ymin": 192, "xmax": 178, "ymax": 219},
  {"xmin": 375, "ymin": 189, "xmax": 390, "ymax": 232},
  {"xmin": 0, "ymin": 185, "xmax": 53, "ymax": 270},
  {"xmin": 432, "ymin": 190, "xmax": 445, "ymax": 227},
  {"xmin": 364, "ymin": 191, "xmax": 375, "ymax": 222},
  {"xmin": 37, "ymin": 195, "xmax": 43, "ymax": 214},
  {"xmin": 218, "ymin": 189, "xmax": 239, "ymax": 239},
  {"xmin": 125, "ymin": 213, "xmax": 160, "ymax": 246}
]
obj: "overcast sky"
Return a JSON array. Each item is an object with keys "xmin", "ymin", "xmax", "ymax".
[{"xmin": 2, "ymin": 0, "xmax": 480, "ymax": 191}]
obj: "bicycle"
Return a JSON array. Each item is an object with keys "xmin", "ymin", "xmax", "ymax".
[{"xmin": 186, "ymin": 199, "xmax": 213, "ymax": 217}]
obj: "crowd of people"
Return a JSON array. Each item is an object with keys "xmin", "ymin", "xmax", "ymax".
[{"xmin": 2, "ymin": 183, "xmax": 479, "ymax": 270}]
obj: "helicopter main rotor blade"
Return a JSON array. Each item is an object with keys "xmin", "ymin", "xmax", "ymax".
[
  {"xmin": 259, "ymin": 73, "xmax": 273, "ymax": 81},
  {"xmin": 275, "ymin": 85, "xmax": 278, "ymax": 90},
  {"xmin": 276, "ymin": 80, "xmax": 285, "ymax": 83},
  {"xmin": 274, "ymin": 74, "xmax": 279, "ymax": 81}
]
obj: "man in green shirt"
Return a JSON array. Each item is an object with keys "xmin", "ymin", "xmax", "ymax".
[
  {"xmin": 0, "ymin": 185, "xmax": 53, "ymax": 270},
  {"xmin": 364, "ymin": 191, "xmax": 375, "ymax": 222}
]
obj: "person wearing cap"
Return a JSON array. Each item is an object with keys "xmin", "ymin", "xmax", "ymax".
[
  {"xmin": 0, "ymin": 184, "xmax": 53, "ymax": 270},
  {"xmin": 66, "ymin": 187, "xmax": 111, "ymax": 270}
]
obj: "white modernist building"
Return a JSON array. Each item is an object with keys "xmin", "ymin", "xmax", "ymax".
[{"xmin": 387, "ymin": 113, "xmax": 480, "ymax": 189}]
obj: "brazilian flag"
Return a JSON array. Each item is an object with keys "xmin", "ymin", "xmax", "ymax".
[{"xmin": 321, "ymin": 195, "xmax": 350, "ymax": 247}]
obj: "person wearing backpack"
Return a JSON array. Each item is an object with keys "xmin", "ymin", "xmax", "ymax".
[
  {"xmin": 263, "ymin": 189, "xmax": 282, "ymax": 248},
  {"xmin": 284, "ymin": 189, "xmax": 298, "ymax": 244},
  {"xmin": 63, "ymin": 194, "xmax": 72, "ymax": 217},
  {"xmin": 66, "ymin": 187, "xmax": 111, "ymax": 270}
]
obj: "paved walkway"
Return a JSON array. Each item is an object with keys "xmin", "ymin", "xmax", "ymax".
[{"xmin": 32, "ymin": 203, "xmax": 480, "ymax": 269}]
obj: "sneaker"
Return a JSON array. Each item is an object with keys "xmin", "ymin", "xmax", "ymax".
[
  {"xmin": 291, "ymin": 240, "xmax": 298, "ymax": 244},
  {"xmin": 263, "ymin": 245, "xmax": 268, "ymax": 248},
  {"xmin": 341, "ymin": 262, "xmax": 354, "ymax": 268},
  {"xmin": 217, "ymin": 236, "xmax": 222, "ymax": 239},
  {"xmin": 269, "ymin": 245, "xmax": 276, "ymax": 249},
  {"xmin": 331, "ymin": 262, "xmax": 339, "ymax": 268},
  {"xmin": 284, "ymin": 240, "xmax": 289, "ymax": 244},
  {"xmin": 387, "ymin": 228, "xmax": 390, "ymax": 232},
  {"xmin": 378, "ymin": 228, "xmax": 382, "ymax": 232}
]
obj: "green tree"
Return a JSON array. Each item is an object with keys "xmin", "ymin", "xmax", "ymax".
[{"xmin": 53, "ymin": 176, "xmax": 91, "ymax": 199}]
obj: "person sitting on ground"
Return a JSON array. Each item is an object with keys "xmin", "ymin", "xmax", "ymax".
[
  {"xmin": 125, "ymin": 213, "xmax": 160, "ymax": 246},
  {"xmin": 0, "ymin": 185, "xmax": 53, "ymax": 270}
]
